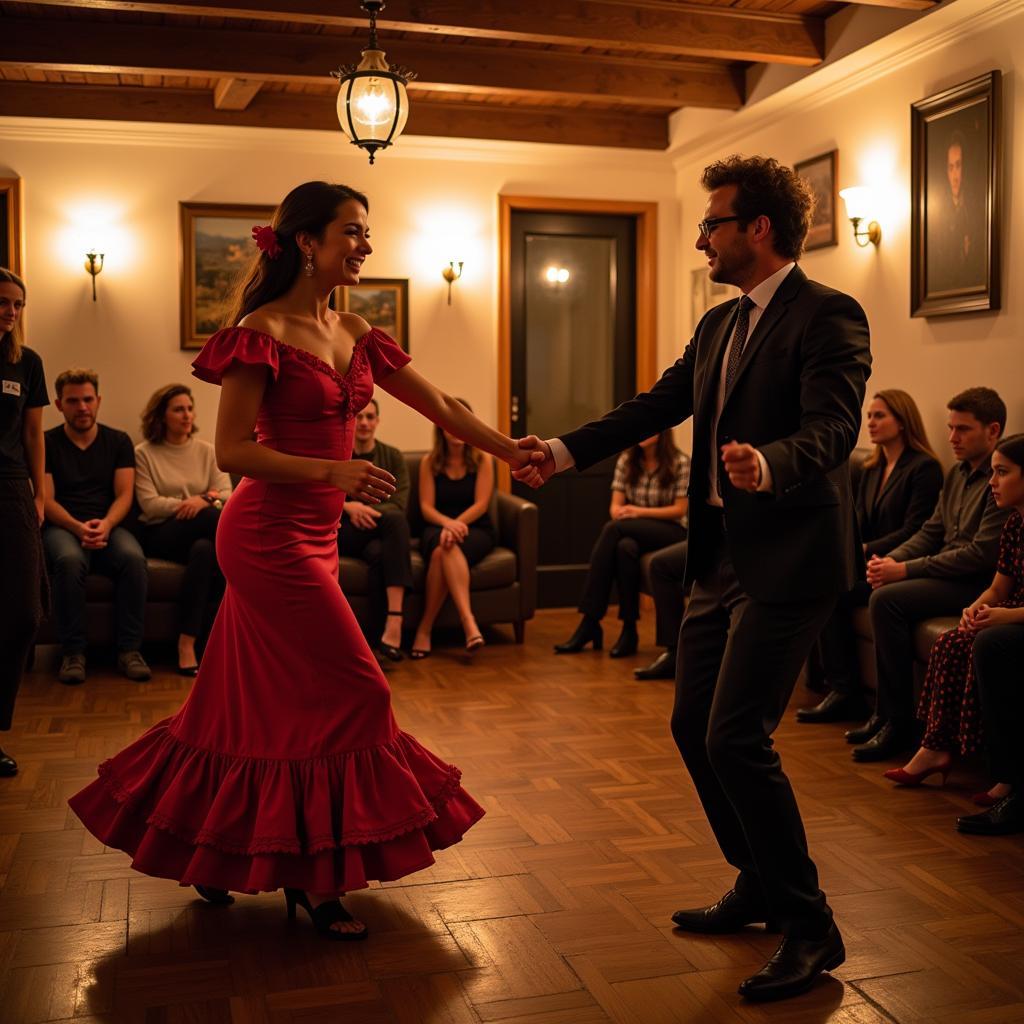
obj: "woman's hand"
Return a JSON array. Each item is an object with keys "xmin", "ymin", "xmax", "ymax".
[
  {"xmin": 175, "ymin": 495, "xmax": 208, "ymax": 520},
  {"xmin": 326, "ymin": 460, "xmax": 396, "ymax": 503},
  {"xmin": 971, "ymin": 605, "xmax": 1012, "ymax": 631},
  {"xmin": 613, "ymin": 504, "xmax": 640, "ymax": 520},
  {"xmin": 34, "ymin": 494, "xmax": 44, "ymax": 527},
  {"xmin": 958, "ymin": 603, "xmax": 981, "ymax": 632},
  {"xmin": 440, "ymin": 526, "xmax": 458, "ymax": 550},
  {"xmin": 443, "ymin": 517, "xmax": 469, "ymax": 542}
]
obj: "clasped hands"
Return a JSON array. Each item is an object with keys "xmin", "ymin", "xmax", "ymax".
[
  {"xmin": 959, "ymin": 603, "xmax": 1012, "ymax": 633},
  {"xmin": 510, "ymin": 436, "xmax": 763, "ymax": 492},
  {"xmin": 175, "ymin": 491, "xmax": 221, "ymax": 520},
  {"xmin": 77, "ymin": 517, "xmax": 112, "ymax": 549},
  {"xmin": 865, "ymin": 556, "xmax": 908, "ymax": 589}
]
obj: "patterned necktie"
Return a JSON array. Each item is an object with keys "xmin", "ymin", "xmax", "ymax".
[{"xmin": 723, "ymin": 295, "xmax": 754, "ymax": 397}]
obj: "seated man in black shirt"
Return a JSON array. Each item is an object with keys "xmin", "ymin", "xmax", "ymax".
[
  {"xmin": 338, "ymin": 397, "xmax": 413, "ymax": 660},
  {"xmin": 42, "ymin": 368, "xmax": 150, "ymax": 684}
]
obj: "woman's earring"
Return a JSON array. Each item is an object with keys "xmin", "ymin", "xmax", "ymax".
[{"xmin": 303, "ymin": 252, "xmax": 315, "ymax": 277}]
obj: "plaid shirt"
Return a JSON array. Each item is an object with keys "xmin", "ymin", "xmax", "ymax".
[{"xmin": 612, "ymin": 450, "xmax": 691, "ymax": 524}]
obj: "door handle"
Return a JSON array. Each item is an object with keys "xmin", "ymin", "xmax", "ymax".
[{"xmin": 511, "ymin": 395, "xmax": 520, "ymax": 424}]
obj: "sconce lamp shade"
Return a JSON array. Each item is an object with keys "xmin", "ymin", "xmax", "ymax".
[{"xmin": 839, "ymin": 186, "xmax": 872, "ymax": 222}]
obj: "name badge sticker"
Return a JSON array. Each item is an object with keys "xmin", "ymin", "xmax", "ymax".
[{"xmin": 2, "ymin": 379, "xmax": 21, "ymax": 396}]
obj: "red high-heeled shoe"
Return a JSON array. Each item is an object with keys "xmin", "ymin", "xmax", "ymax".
[{"xmin": 883, "ymin": 756, "xmax": 952, "ymax": 787}]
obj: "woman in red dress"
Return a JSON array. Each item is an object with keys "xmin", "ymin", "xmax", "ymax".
[{"xmin": 69, "ymin": 182, "xmax": 531, "ymax": 939}]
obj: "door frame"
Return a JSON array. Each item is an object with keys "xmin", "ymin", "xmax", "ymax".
[{"xmin": 497, "ymin": 195, "xmax": 658, "ymax": 489}]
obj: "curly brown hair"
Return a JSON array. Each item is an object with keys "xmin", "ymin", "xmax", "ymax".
[
  {"xmin": 701, "ymin": 155, "xmax": 814, "ymax": 261},
  {"xmin": 141, "ymin": 384, "xmax": 197, "ymax": 443}
]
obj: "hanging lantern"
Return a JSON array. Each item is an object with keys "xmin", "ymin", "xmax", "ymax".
[{"xmin": 332, "ymin": 0, "xmax": 416, "ymax": 165}]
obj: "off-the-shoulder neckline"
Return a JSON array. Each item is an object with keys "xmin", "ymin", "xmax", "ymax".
[{"xmin": 222, "ymin": 324, "xmax": 377, "ymax": 382}]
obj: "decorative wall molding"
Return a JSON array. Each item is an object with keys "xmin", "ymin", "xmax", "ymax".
[{"xmin": 671, "ymin": 0, "xmax": 1023, "ymax": 168}]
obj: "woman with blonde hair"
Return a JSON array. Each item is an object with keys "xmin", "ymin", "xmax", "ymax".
[
  {"xmin": 0, "ymin": 267, "xmax": 48, "ymax": 777},
  {"xmin": 135, "ymin": 384, "xmax": 232, "ymax": 675},
  {"xmin": 797, "ymin": 389, "xmax": 943, "ymax": 725},
  {"xmin": 411, "ymin": 398, "xmax": 496, "ymax": 657}
]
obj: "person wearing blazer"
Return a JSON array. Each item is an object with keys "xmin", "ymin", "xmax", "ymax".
[
  {"xmin": 514, "ymin": 156, "xmax": 871, "ymax": 1003},
  {"xmin": 798, "ymin": 391, "xmax": 943, "ymax": 723}
]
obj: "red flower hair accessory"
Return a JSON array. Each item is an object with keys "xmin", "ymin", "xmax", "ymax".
[{"xmin": 252, "ymin": 224, "xmax": 282, "ymax": 260}]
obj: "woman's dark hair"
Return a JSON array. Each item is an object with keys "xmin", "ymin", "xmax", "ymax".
[
  {"xmin": 429, "ymin": 398, "xmax": 479, "ymax": 474},
  {"xmin": 226, "ymin": 181, "xmax": 369, "ymax": 326},
  {"xmin": 700, "ymin": 155, "xmax": 813, "ymax": 261},
  {"xmin": 0, "ymin": 266, "xmax": 26, "ymax": 364},
  {"xmin": 141, "ymin": 384, "xmax": 196, "ymax": 443},
  {"xmin": 625, "ymin": 430, "xmax": 680, "ymax": 490},
  {"xmin": 995, "ymin": 432, "xmax": 1024, "ymax": 470}
]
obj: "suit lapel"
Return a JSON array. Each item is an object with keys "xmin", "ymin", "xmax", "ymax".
[
  {"xmin": 696, "ymin": 300, "xmax": 739, "ymax": 424},
  {"xmin": 723, "ymin": 265, "xmax": 806, "ymax": 408}
]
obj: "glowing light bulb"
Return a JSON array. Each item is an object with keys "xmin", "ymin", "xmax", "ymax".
[{"xmin": 353, "ymin": 79, "xmax": 394, "ymax": 127}]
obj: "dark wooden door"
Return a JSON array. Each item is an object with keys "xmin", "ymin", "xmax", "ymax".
[{"xmin": 509, "ymin": 210, "xmax": 637, "ymax": 607}]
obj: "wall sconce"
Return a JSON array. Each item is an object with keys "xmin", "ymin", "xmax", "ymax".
[
  {"xmin": 839, "ymin": 187, "xmax": 881, "ymax": 248},
  {"xmin": 84, "ymin": 248, "xmax": 104, "ymax": 301},
  {"xmin": 442, "ymin": 260, "xmax": 463, "ymax": 305},
  {"xmin": 545, "ymin": 266, "xmax": 570, "ymax": 285}
]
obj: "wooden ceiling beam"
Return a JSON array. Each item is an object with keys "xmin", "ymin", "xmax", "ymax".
[
  {"xmin": 213, "ymin": 78, "xmax": 262, "ymax": 110},
  {"xmin": 0, "ymin": 16, "xmax": 743, "ymax": 108},
  {"xmin": 9, "ymin": 0, "xmax": 824, "ymax": 65},
  {"xmin": 0, "ymin": 81, "xmax": 669, "ymax": 149},
  {"xmin": 841, "ymin": 0, "xmax": 935, "ymax": 9}
]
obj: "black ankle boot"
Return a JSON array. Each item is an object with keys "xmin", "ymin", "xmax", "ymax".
[
  {"xmin": 554, "ymin": 617, "xmax": 603, "ymax": 653},
  {"xmin": 609, "ymin": 622, "xmax": 639, "ymax": 658}
]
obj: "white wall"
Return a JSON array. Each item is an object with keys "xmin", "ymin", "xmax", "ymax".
[
  {"xmin": 0, "ymin": 123, "xmax": 680, "ymax": 450},
  {"xmin": 672, "ymin": 0, "xmax": 1023, "ymax": 462}
]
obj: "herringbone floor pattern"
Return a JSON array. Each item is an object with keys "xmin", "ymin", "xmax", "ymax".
[{"xmin": 2, "ymin": 609, "xmax": 1024, "ymax": 1023}]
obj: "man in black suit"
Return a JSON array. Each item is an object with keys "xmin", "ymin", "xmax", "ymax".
[{"xmin": 515, "ymin": 155, "xmax": 871, "ymax": 1002}]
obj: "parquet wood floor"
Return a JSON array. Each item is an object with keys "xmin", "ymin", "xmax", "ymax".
[{"xmin": 3, "ymin": 609, "xmax": 1024, "ymax": 1024}]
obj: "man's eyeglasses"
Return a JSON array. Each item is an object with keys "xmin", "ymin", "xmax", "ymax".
[{"xmin": 698, "ymin": 216, "xmax": 742, "ymax": 239}]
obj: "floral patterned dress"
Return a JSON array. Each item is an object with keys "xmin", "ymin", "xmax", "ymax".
[{"xmin": 918, "ymin": 510, "xmax": 1024, "ymax": 755}]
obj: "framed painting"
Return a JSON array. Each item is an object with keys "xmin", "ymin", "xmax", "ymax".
[
  {"xmin": 0, "ymin": 177, "xmax": 22, "ymax": 274},
  {"xmin": 911, "ymin": 71, "xmax": 1001, "ymax": 317},
  {"xmin": 794, "ymin": 149, "xmax": 838, "ymax": 251},
  {"xmin": 691, "ymin": 267, "xmax": 738, "ymax": 328},
  {"xmin": 336, "ymin": 277, "xmax": 409, "ymax": 351},
  {"xmin": 180, "ymin": 201, "xmax": 275, "ymax": 350}
]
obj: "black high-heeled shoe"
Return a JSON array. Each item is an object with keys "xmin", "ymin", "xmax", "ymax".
[
  {"xmin": 376, "ymin": 611, "xmax": 405, "ymax": 662},
  {"xmin": 554, "ymin": 617, "xmax": 603, "ymax": 654},
  {"xmin": 194, "ymin": 884, "xmax": 234, "ymax": 904},
  {"xmin": 283, "ymin": 887, "xmax": 368, "ymax": 941},
  {"xmin": 609, "ymin": 623, "xmax": 639, "ymax": 658}
]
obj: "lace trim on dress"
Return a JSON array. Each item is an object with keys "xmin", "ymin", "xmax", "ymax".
[{"xmin": 272, "ymin": 333, "xmax": 372, "ymax": 409}]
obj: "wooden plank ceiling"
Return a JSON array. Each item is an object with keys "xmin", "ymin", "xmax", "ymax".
[{"xmin": 0, "ymin": 0, "xmax": 937, "ymax": 150}]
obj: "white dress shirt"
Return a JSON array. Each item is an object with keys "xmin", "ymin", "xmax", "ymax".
[{"xmin": 547, "ymin": 262, "xmax": 796, "ymax": 503}]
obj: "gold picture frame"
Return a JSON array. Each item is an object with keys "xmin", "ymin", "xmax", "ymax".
[
  {"xmin": 0, "ymin": 177, "xmax": 23, "ymax": 274},
  {"xmin": 335, "ymin": 277, "xmax": 409, "ymax": 351},
  {"xmin": 794, "ymin": 149, "xmax": 838, "ymax": 252},
  {"xmin": 180, "ymin": 201, "xmax": 275, "ymax": 350}
]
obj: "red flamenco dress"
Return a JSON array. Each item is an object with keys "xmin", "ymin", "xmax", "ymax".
[{"xmin": 69, "ymin": 327, "xmax": 485, "ymax": 893}]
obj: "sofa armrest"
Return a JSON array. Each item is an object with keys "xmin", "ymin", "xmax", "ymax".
[{"xmin": 495, "ymin": 490, "xmax": 538, "ymax": 621}]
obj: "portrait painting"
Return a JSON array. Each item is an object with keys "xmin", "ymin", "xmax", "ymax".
[
  {"xmin": 794, "ymin": 150, "xmax": 838, "ymax": 251},
  {"xmin": 336, "ymin": 278, "xmax": 409, "ymax": 351},
  {"xmin": 0, "ymin": 177, "xmax": 22, "ymax": 274},
  {"xmin": 180, "ymin": 202, "xmax": 275, "ymax": 350},
  {"xmin": 911, "ymin": 71, "xmax": 1001, "ymax": 317}
]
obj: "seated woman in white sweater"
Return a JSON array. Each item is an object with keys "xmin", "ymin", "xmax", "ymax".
[{"xmin": 135, "ymin": 384, "xmax": 231, "ymax": 675}]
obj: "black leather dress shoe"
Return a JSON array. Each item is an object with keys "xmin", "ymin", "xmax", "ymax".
[
  {"xmin": 957, "ymin": 793, "xmax": 1024, "ymax": 835},
  {"xmin": 671, "ymin": 889, "xmax": 780, "ymax": 933},
  {"xmin": 851, "ymin": 721, "xmax": 914, "ymax": 762},
  {"xmin": 796, "ymin": 691, "xmax": 869, "ymax": 724},
  {"xmin": 0, "ymin": 748, "xmax": 17, "ymax": 777},
  {"xmin": 845, "ymin": 713, "xmax": 883, "ymax": 745},
  {"xmin": 634, "ymin": 649, "xmax": 677, "ymax": 680},
  {"xmin": 609, "ymin": 623, "xmax": 638, "ymax": 658},
  {"xmin": 738, "ymin": 923, "xmax": 845, "ymax": 1001}
]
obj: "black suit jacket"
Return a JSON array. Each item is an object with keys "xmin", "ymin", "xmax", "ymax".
[
  {"xmin": 857, "ymin": 448, "xmax": 944, "ymax": 559},
  {"xmin": 560, "ymin": 265, "xmax": 872, "ymax": 602}
]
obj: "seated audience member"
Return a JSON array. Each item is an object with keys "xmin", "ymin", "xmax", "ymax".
[
  {"xmin": 633, "ymin": 539, "xmax": 689, "ymax": 680},
  {"xmin": 851, "ymin": 387, "xmax": 1010, "ymax": 761},
  {"xmin": 411, "ymin": 399, "xmax": 495, "ymax": 658},
  {"xmin": 556, "ymin": 431, "xmax": 690, "ymax": 659},
  {"xmin": 43, "ymin": 369, "xmax": 150, "ymax": 684},
  {"xmin": 883, "ymin": 433, "xmax": 1024, "ymax": 813},
  {"xmin": 798, "ymin": 390, "xmax": 943, "ymax": 722},
  {"xmin": 135, "ymin": 384, "xmax": 232, "ymax": 676},
  {"xmin": 338, "ymin": 397, "xmax": 412, "ymax": 661},
  {"xmin": 958, "ymin": 439, "xmax": 1024, "ymax": 836}
]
